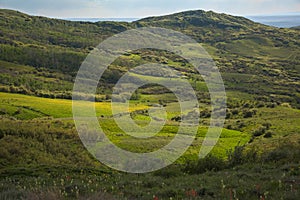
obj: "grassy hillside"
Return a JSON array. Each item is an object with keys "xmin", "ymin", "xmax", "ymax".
[
  {"xmin": 0, "ymin": 92, "xmax": 148, "ymax": 119},
  {"xmin": 0, "ymin": 9, "xmax": 300, "ymax": 199},
  {"xmin": 0, "ymin": 92, "xmax": 249, "ymax": 159},
  {"xmin": 0, "ymin": 9, "xmax": 299, "ymax": 108},
  {"xmin": 0, "ymin": 91, "xmax": 299, "ymax": 199},
  {"xmin": 0, "ymin": 90, "xmax": 299, "ymax": 199}
]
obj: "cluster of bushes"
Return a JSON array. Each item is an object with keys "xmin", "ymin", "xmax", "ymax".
[
  {"xmin": 0, "ymin": 116, "xmax": 299, "ymax": 199},
  {"xmin": 224, "ymin": 99, "xmax": 281, "ymax": 121},
  {"xmin": 0, "ymin": 44, "xmax": 86, "ymax": 73},
  {"xmin": 0, "ymin": 85, "xmax": 74, "ymax": 100},
  {"xmin": 0, "ymin": 85, "xmax": 32, "ymax": 95},
  {"xmin": 0, "ymin": 85, "xmax": 110, "ymax": 102},
  {"xmin": 184, "ymin": 143, "xmax": 300, "ymax": 174},
  {"xmin": 249, "ymin": 122, "xmax": 273, "ymax": 142},
  {"xmin": 0, "ymin": 118, "xmax": 100, "ymax": 168},
  {"xmin": 227, "ymin": 99, "xmax": 278, "ymax": 110},
  {"xmin": 2, "ymin": 116, "xmax": 296, "ymax": 175}
]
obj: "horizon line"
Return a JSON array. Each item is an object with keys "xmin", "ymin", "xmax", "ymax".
[{"xmin": 1, "ymin": 7, "xmax": 300, "ymax": 20}]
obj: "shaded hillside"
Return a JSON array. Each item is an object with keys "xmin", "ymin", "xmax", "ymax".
[
  {"xmin": 0, "ymin": 9, "xmax": 131, "ymax": 73},
  {"xmin": 0, "ymin": 9, "xmax": 300, "ymax": 107}
]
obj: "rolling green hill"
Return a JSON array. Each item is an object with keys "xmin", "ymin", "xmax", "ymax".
[
  {"xmin": 0, "ymin": 9, "xmax": 300, "ymax": 199},
  {"xmin": 0, "ymin": 9, "xmax": 299, "ymax": 108}
]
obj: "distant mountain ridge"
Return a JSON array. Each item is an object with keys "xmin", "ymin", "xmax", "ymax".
[
  {"xmin": 65, "ymin": 13, "xmax": 300, "ymax": 28},
  {"xmin": 292, "ymin": 26, "xmax": 300, "ymax": 30},
  {"xmin": 247, "ymin": 15, "xmax": 300, "ymax": 28}
]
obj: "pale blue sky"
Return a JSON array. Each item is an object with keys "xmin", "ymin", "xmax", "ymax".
[{"xmin": 0, "ymin": 0, "xmax": 299, "ymax": 18}]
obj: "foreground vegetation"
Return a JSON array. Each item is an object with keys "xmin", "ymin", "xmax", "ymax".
[
  {"xmin": 0, "ymin": 91, "xmax": 300, "ymax": 199},
  {"xmin": 0, "ymin": 120, "xmax": 299, "ymax": 200}
]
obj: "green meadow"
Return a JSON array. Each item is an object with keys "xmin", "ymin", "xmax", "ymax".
[
  {"xmin": 0, "ymin": 92, "xmax": 148, "ymax": 119},
  {"xmin": 1, "ymin": 91, "xmax": 299, "ymax": 199}
]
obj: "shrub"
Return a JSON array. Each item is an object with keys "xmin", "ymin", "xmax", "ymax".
[
  {"xmin": 225, "ymin": 124, "xmax": 232, "ymax": 129},
  {"xmin": 263, "ymin": 131, "xmax": 273, "ymax": 138},
  {"xmin": 252, "ymin": 126, "xmax": 266, "ymax": 137},
  {"xmin": 238, "ymin": 121, "xmax": 246, "ymax": 129},
  {"xmin": 231, "ymin": 109, "xmax": 239, "ymax": 115},
  {"xmin": 171, "ymin": 116, "xmax": 181, "ymax": 122},
  {"xmin": 256, "ymin": 102, "xmax": 265, "ymax": 108},
  {"xmin": 243, "ymin": 102, "xmax": 250, "ymax": 108},
  {"xmin": 0, "ymin": 108, "xmax": 7, "ymax": 115},
  {"xmin": 262, "ymin": 122, "xmax": 271, "ymax": 129},
  {"xmin": 248, "ymin": 135, "xmax": 255, "ymax": 143},
  {"xmin": 227, "ymin": 145, "xmax": 244, "ymax": 167},
  {"xmin": 200, "ymin": 109, "xmax": 211, "ymax": 118},
  {"xmin": 184, "ymin": 155, "xmax": 226, "ymax": 174},
  {"xmin": 243, "ymin": 109, "xmax": 256, "ymax": 118},
  {"xmin": 226, "ymin": 111, "xmax": 232, "ymax": 119},
  {"xmin": 266, "ymin": 103, "xmax": 276, "ymax": 108},
  {"xmin": 14, "ymin": 108, "xmax": 22, "ymax": 115},
  {"xmin": 263, "ymin": 148, "xmax": 290, "ymax": 163},
  {"xmin": 262, "ymin": 144, "xmax": 300, "ymax": 164},
  {"xmin": 153, "ymin": 165, "xmax": 183, "ymax": 178}
]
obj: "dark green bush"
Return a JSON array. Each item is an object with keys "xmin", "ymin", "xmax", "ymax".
[
  {"xmin": 184, "ymin": 155, "xmax": 226, "ymax": 174},
  {"xmin": 262, "ymin": 144, "xmax": 300, "ymax": 164},
  {"xmin": 153, "ymin": 165, "xmax": 183, "ymax": 178},
  {"xmin": 252, "ymin": 126, "xmax": 266, "ymax": 137},
  {"xmin": 243, "ymin": 109, "xmax": 256, "ymax": 118},
  {"xmin": 227, "ymin": 145, "xmax": 245, "ymax": 167},
  {"xmin": 263, "ymin": 131, "xmax": 273, "ymax": 138}
]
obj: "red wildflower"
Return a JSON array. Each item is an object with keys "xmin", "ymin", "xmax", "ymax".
[
  {"xmin": 186, "ymin": 189, "xmax": 197, "ymax": 197},
  {"xmin": 66, "ymin": 175, "xmax": 71, "ymax": 181}
]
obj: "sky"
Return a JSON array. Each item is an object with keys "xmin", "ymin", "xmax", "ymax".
[{"xmin": 0, "ymin": 0, "xmax": 299, "ymax": 18}]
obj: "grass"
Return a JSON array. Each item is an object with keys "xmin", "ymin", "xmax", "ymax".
[
  {"xmin": 1, "ymin": 159, "xmax": 299, "ymax": 199},
  {"xmin": 0, "ymin": 95, "xmax": 270, "ymax": 199},
  {"xmin": 0, "ymin": 92, "xmax": 148, "ymax": 119},
  {"xmin": 1, "ymin": 91, "xmax": 300, "ymax": 160},
  {"xmin": 0, "ymin": 91, "xmax": 252, "ymax": 161}
]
